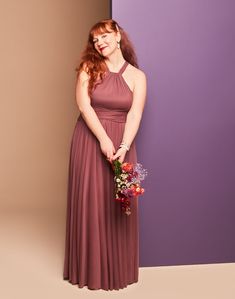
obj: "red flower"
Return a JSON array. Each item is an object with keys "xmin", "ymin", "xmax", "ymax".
[{"xmin": 121, "ymin": 162, "xmax": 133, "ymax": 173}]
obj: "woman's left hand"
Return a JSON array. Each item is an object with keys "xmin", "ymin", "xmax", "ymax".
[{"xmin": 111, "ymin": 147, "xmax": 127, "ymax": 163}]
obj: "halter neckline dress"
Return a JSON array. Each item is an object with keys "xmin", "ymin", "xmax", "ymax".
[{"xmin": 63, "ymin": 60, "xmax": 139, "ymax": 291}]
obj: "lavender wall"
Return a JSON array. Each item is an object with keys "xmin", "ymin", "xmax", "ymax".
[{"xmin": 112, "ymin": 0, "xmax": 235, "ymax": 266}]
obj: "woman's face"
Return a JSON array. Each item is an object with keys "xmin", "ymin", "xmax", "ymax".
[{"xmin": 92, "ymin": 30, "xmax": 120, "ymax": 57}]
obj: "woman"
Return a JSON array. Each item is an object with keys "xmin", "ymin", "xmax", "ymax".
[{"xmin": 63, "ymin": 18, "xmax": 147, "ymax": 291}]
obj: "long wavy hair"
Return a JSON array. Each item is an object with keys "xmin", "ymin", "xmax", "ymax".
[{"xmin": 76, "ymin": 19, "xmax": 138, "ymax": 96}]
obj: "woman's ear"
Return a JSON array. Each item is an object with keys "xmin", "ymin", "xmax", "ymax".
[
  {"xmin": 116, "ymin": 31, "xmax": 121, "ymax": 43},
  {"xmin": 115, "ymin": 24, "xmax": 121, "ymax": 42}
]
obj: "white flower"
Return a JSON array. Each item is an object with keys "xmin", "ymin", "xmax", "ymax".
[{"xmin": 121, "ymin": 174, "xmax": 128, "ymax": 179}]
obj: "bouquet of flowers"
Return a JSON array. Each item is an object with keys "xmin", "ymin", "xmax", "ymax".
[{"xmin": 112, "ymin": 160, "xmax": 147, "ymax": 216}]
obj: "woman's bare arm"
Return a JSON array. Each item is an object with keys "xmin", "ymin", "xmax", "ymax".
[
  {"xmin": 112, "ymin": 69, "xmax": 147, "ymax": 162},
  {"xmin": 76, "ymin": 70, "xmax": 116, "ymax": 160},
  {"xmin": 122, "ymin": 70, "xmax": 147, "ymax": 147}
]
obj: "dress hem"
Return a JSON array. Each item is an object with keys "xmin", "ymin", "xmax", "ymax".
[{"xmin": 63, "ymin": 276, "xmax": 139, "ymax": 291}]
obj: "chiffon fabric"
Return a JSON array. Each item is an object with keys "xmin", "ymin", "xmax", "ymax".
[{"xmin": 63, "ymin": 60, "xmax": 139, "ymax": 290}]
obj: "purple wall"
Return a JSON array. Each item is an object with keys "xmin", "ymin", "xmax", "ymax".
[{"xmin": 112, "ymin": 0, "xmax": 235, "ymax": 266}]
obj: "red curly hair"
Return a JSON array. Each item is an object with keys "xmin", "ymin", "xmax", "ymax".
[{"xmin": 76, "ymin": 19, "xmax": 139, "ymax": 96}]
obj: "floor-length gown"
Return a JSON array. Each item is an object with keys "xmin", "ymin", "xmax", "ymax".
[{"xmin": 63, "ymin": 60, "xmax": 139, "ymax": 291}]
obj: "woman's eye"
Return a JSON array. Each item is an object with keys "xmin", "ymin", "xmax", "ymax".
[{"xmin": 102, "ymin": 34, "xmax": 107, "ymax": 38}]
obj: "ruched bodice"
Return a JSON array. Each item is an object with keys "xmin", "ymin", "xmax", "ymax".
[{"xmin": 91, "ymin": 61, "xmax": 133, "ymax": 113}]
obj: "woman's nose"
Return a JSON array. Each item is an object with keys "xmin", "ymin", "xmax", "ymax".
[{"xmin": 97, "ymin": 39, "xmax": 103, "ymax": 46}]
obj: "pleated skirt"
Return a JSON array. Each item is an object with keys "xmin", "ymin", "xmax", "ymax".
[{"xmin": 63, "ymin": 115, "xmax": 139, "ymax": 290}]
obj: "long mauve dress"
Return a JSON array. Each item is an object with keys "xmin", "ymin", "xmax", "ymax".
[{"xmin": 63, "ymin": 60, "xmax": 139, "ymax": 291}]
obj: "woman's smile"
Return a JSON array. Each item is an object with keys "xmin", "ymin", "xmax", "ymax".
[{"xmin": 100, "ymin": 46, "xmax": 108, "ymax": 51}]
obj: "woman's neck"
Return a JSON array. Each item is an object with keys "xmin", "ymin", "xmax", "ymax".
[{"xmin": 104, "ymin": 52, "xmax": 125, "ymax": 72}]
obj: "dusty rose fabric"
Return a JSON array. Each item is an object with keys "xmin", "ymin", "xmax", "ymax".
[{"xmin": 63, "ymin": 61, "xmax": 139, "ymax": 290}]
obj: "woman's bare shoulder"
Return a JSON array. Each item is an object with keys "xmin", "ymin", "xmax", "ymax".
[
  {"xmin": 77, "ymin": 63, "xmax": 90, "ymax": 83},
  {"xmin": 127, "ymin": 63, "xmax": 146, "ymax": 80}
]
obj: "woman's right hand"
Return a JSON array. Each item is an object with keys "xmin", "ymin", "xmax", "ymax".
[{"xmin": 99, "ymin": 137, "xmax": 116, "ymax": 162}]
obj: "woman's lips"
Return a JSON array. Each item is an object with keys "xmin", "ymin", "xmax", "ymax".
[{"xmin": 100, "ymin": 46, "xmax": 107, "ymax": 51}]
